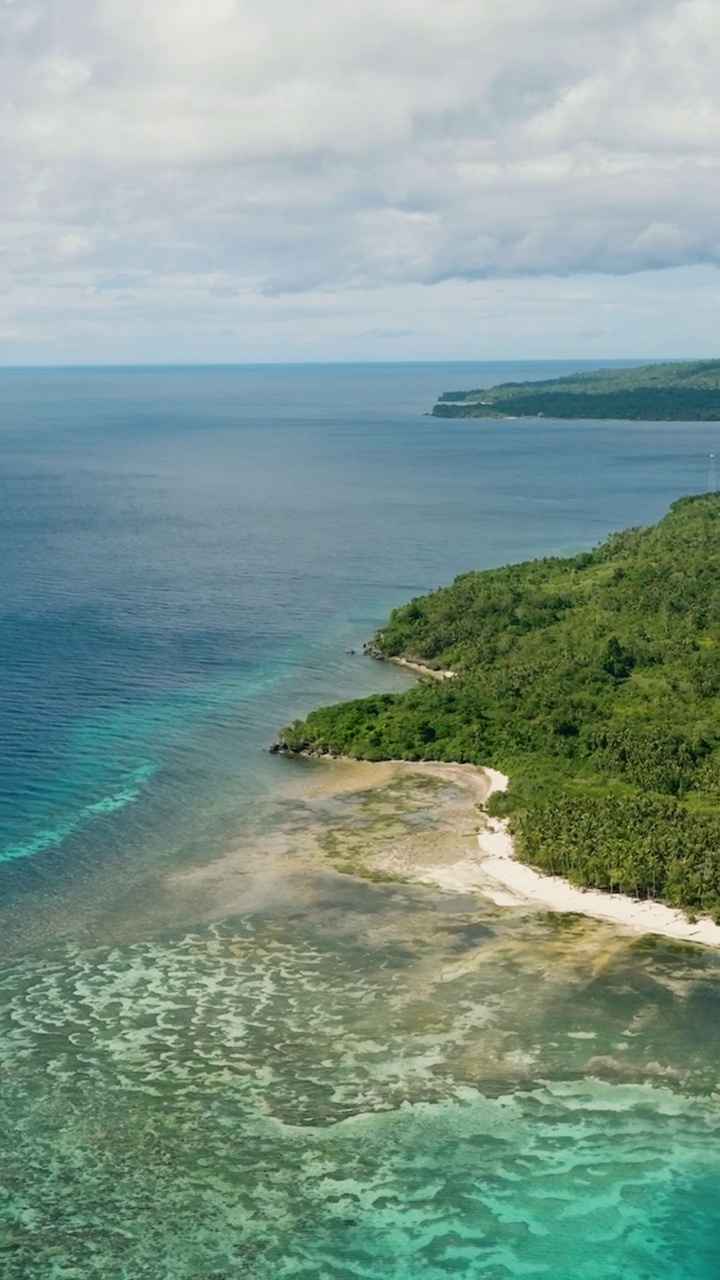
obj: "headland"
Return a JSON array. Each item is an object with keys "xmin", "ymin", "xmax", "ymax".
[
  {"xmin": 431, "ymin": 359, "xmax": 720, "ymax": 420},
  {"xmin": 275, "ymin": 493, "xmax": 720, "ymax": 942}
]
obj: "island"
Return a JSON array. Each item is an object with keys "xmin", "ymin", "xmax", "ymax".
[
  {"xmin": 431, "ymin": 359, "xmax": 720, "ymax": 419},
  {"xmin": 276, "ymin": 493, "xmax": 720, "ymax": 922}
]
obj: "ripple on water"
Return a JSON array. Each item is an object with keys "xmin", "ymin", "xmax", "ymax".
[{"xmin": 1, "ymin": 922, "xmax": 720, "ymax": 1278}]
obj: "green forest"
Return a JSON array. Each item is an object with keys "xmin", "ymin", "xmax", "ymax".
[
  {"xmin": 432, "ymin": 359, "xmax": 720, "ymax": 420},
  {"xmin": 277, "ymin": 493, "xmax": 720, "ymax": 919}
]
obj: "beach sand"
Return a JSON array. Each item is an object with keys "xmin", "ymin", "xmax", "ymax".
[
  {"xmin": 169, "ymin": 752, "xmax": 720, "ymax": 950},
  {"xmin": 297, "ymin": 757, "xmax": 720, "ymax": 950},
  {"xmin": 373, "ymin": 654, "xmax": 456, "ymax": 680},
  {"xmin": 464, "ymin": 766, "xmax": 720, "ymax": 950}
]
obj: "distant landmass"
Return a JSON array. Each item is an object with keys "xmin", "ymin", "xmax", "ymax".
[
  {"xmin": 432, "ymin": 359, "xmax": 720, "ymax": 420},
  {"xmin": 277, "ymin": 493, "xmax": 720, "ymax": 920}
]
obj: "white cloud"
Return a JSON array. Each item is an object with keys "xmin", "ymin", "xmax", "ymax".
[
  {"xmin": 0, "ymin": 0, "xmax": 719, "ymax": 356},
  {"xmin": 55, "ymin": 232, "xmax": 94, "ymax": 257}
]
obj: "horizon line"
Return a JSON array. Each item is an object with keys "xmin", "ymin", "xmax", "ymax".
[{"xmin": 0, "ymin": 356, "xmax": 700, "ymax": 372}]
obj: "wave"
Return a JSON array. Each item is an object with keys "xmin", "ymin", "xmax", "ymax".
[{"xmin": 0, "ymin": 761, "xmax": 155, "ymax": 865}]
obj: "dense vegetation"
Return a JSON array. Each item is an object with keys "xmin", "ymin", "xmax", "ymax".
[
  {"xmin": 432, "ymin": 360, "xmax": 720, "ymax": 420},
  {"xmin": 278, "ymin": 494, "xmax": 720, "ymax": 919}
]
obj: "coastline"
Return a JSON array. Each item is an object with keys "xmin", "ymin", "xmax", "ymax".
[
  {"xmin": 365, "ymin": 649, "xmax": 455, "ymax": 680},
  {"xmin": 279, "ymin": 753, "xmax": 720, "ymax": 950},
  {"xmin": 477, "ymin": 768, "xmax": 720, "ymax": 950}
]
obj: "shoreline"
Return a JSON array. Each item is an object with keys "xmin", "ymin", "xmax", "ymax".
[
  {"xmin": 366, "ymin": 651, "xmax": 455, "ymax": 680},
  {"xmin": 270, "ymin": 747, "xmax": 720, "ymax": 950},
  {"xmin": 477, "ymin": 768, "xmax": 720, "ymax": 950},
  {"xmin": 286, "ymin": 754, "xmax": 720, "ymax": 950}
]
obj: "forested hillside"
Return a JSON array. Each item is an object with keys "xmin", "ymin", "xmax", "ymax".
[
  {"xmin": 278, "ymin": 494, "xmax": 720, "ymax": 918},
  {"xmin": 432, "ymin": 360, "xmax": 720, "ymax": 420}
]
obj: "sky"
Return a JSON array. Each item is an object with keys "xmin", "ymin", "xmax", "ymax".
[{"xmin": 2, "ymin": 0, "xmax": 720, "ymax": 364}]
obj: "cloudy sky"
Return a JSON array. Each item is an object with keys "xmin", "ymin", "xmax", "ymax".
[{"xmin": 2, "ymin": 0, "xmax": 720, "ymax": 362}]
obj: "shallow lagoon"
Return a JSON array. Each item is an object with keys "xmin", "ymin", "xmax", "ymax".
[{"xmin": 3, "ymin": 765, "xmax": 720, "ymax": 1278}]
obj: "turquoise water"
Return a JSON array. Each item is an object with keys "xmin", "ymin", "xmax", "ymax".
[
  {"xmin": 1, "ymin": 363, "xmax": 720, "ymax": 1276},
  {"xmin": 3, "ymin": 905, "xmax": 720, "ymax": 1278}
]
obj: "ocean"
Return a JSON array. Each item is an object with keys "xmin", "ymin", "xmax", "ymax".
[{"xmin": 1, "ymin": 362, "xmax": 719, "ymax": 1278}]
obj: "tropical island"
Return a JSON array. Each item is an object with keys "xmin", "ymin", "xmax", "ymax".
[
  {"xmin": 431, "ymin": 359, "xmax": 720, "ymax": 420},
  {"xmin": 276, "ymin": 493, "xmax": 720, "ymax": 922}
]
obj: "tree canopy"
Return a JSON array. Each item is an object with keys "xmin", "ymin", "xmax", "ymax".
[
  {"xmin": 432, "ymin": 360, "xmax": 720, "ymax": 420},
  {"xmin": 278, "ymin": 493, "xmax": 720, "ymax": 918}
]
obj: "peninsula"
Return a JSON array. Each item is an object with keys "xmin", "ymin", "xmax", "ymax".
[
  {"xmin": 277, "ymin": 493, "xmax": 720, "ymax": 923},
  {"xmin": 432, "ymin": 359, "xmax": 720, "ymax": 420}
]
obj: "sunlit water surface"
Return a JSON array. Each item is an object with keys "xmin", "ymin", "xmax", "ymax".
[{"xmin": 1, "ymin": 363, "xmax": 719, "ymax": 1278}]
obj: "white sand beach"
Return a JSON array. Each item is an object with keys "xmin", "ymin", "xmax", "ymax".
[
  {"xmin": 302, "ymin": 757, "xmax": 720, "ymax": 950},
  {"xmin": 474, "ymin": 767, "xmax": 720, "ymax": 950},
  {"xmin": 382, "ymin": 655, "xmax": 456, "ymax": 680},
  {"xmin": 203, "ymin": 751, "xmax": 720, "ymax": 952}
]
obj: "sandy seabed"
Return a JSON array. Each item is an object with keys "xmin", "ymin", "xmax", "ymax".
[
  {"xmin": 168, "ymin": 753, "xmax": 720, "ymax": 951},
  {"xmin": 298, "ymin": 757, "xmax": 720, "ymax": 951}
]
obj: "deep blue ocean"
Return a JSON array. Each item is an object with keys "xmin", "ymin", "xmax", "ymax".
[{"xmin": 2, "ymin": 363, "xmax": 720, "ymax": 1279}]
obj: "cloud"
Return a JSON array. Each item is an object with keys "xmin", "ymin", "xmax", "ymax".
[
  {"xmin": 353, "ymin": 327, "xmax": 415, "ymax": 340},
  {"xmin": 1, "ymin": 0, "xmax": 719, "ymax": 350},
  {"xmin": 56, "ymin": 232, "xmax": 94, "ymax": 258}
]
